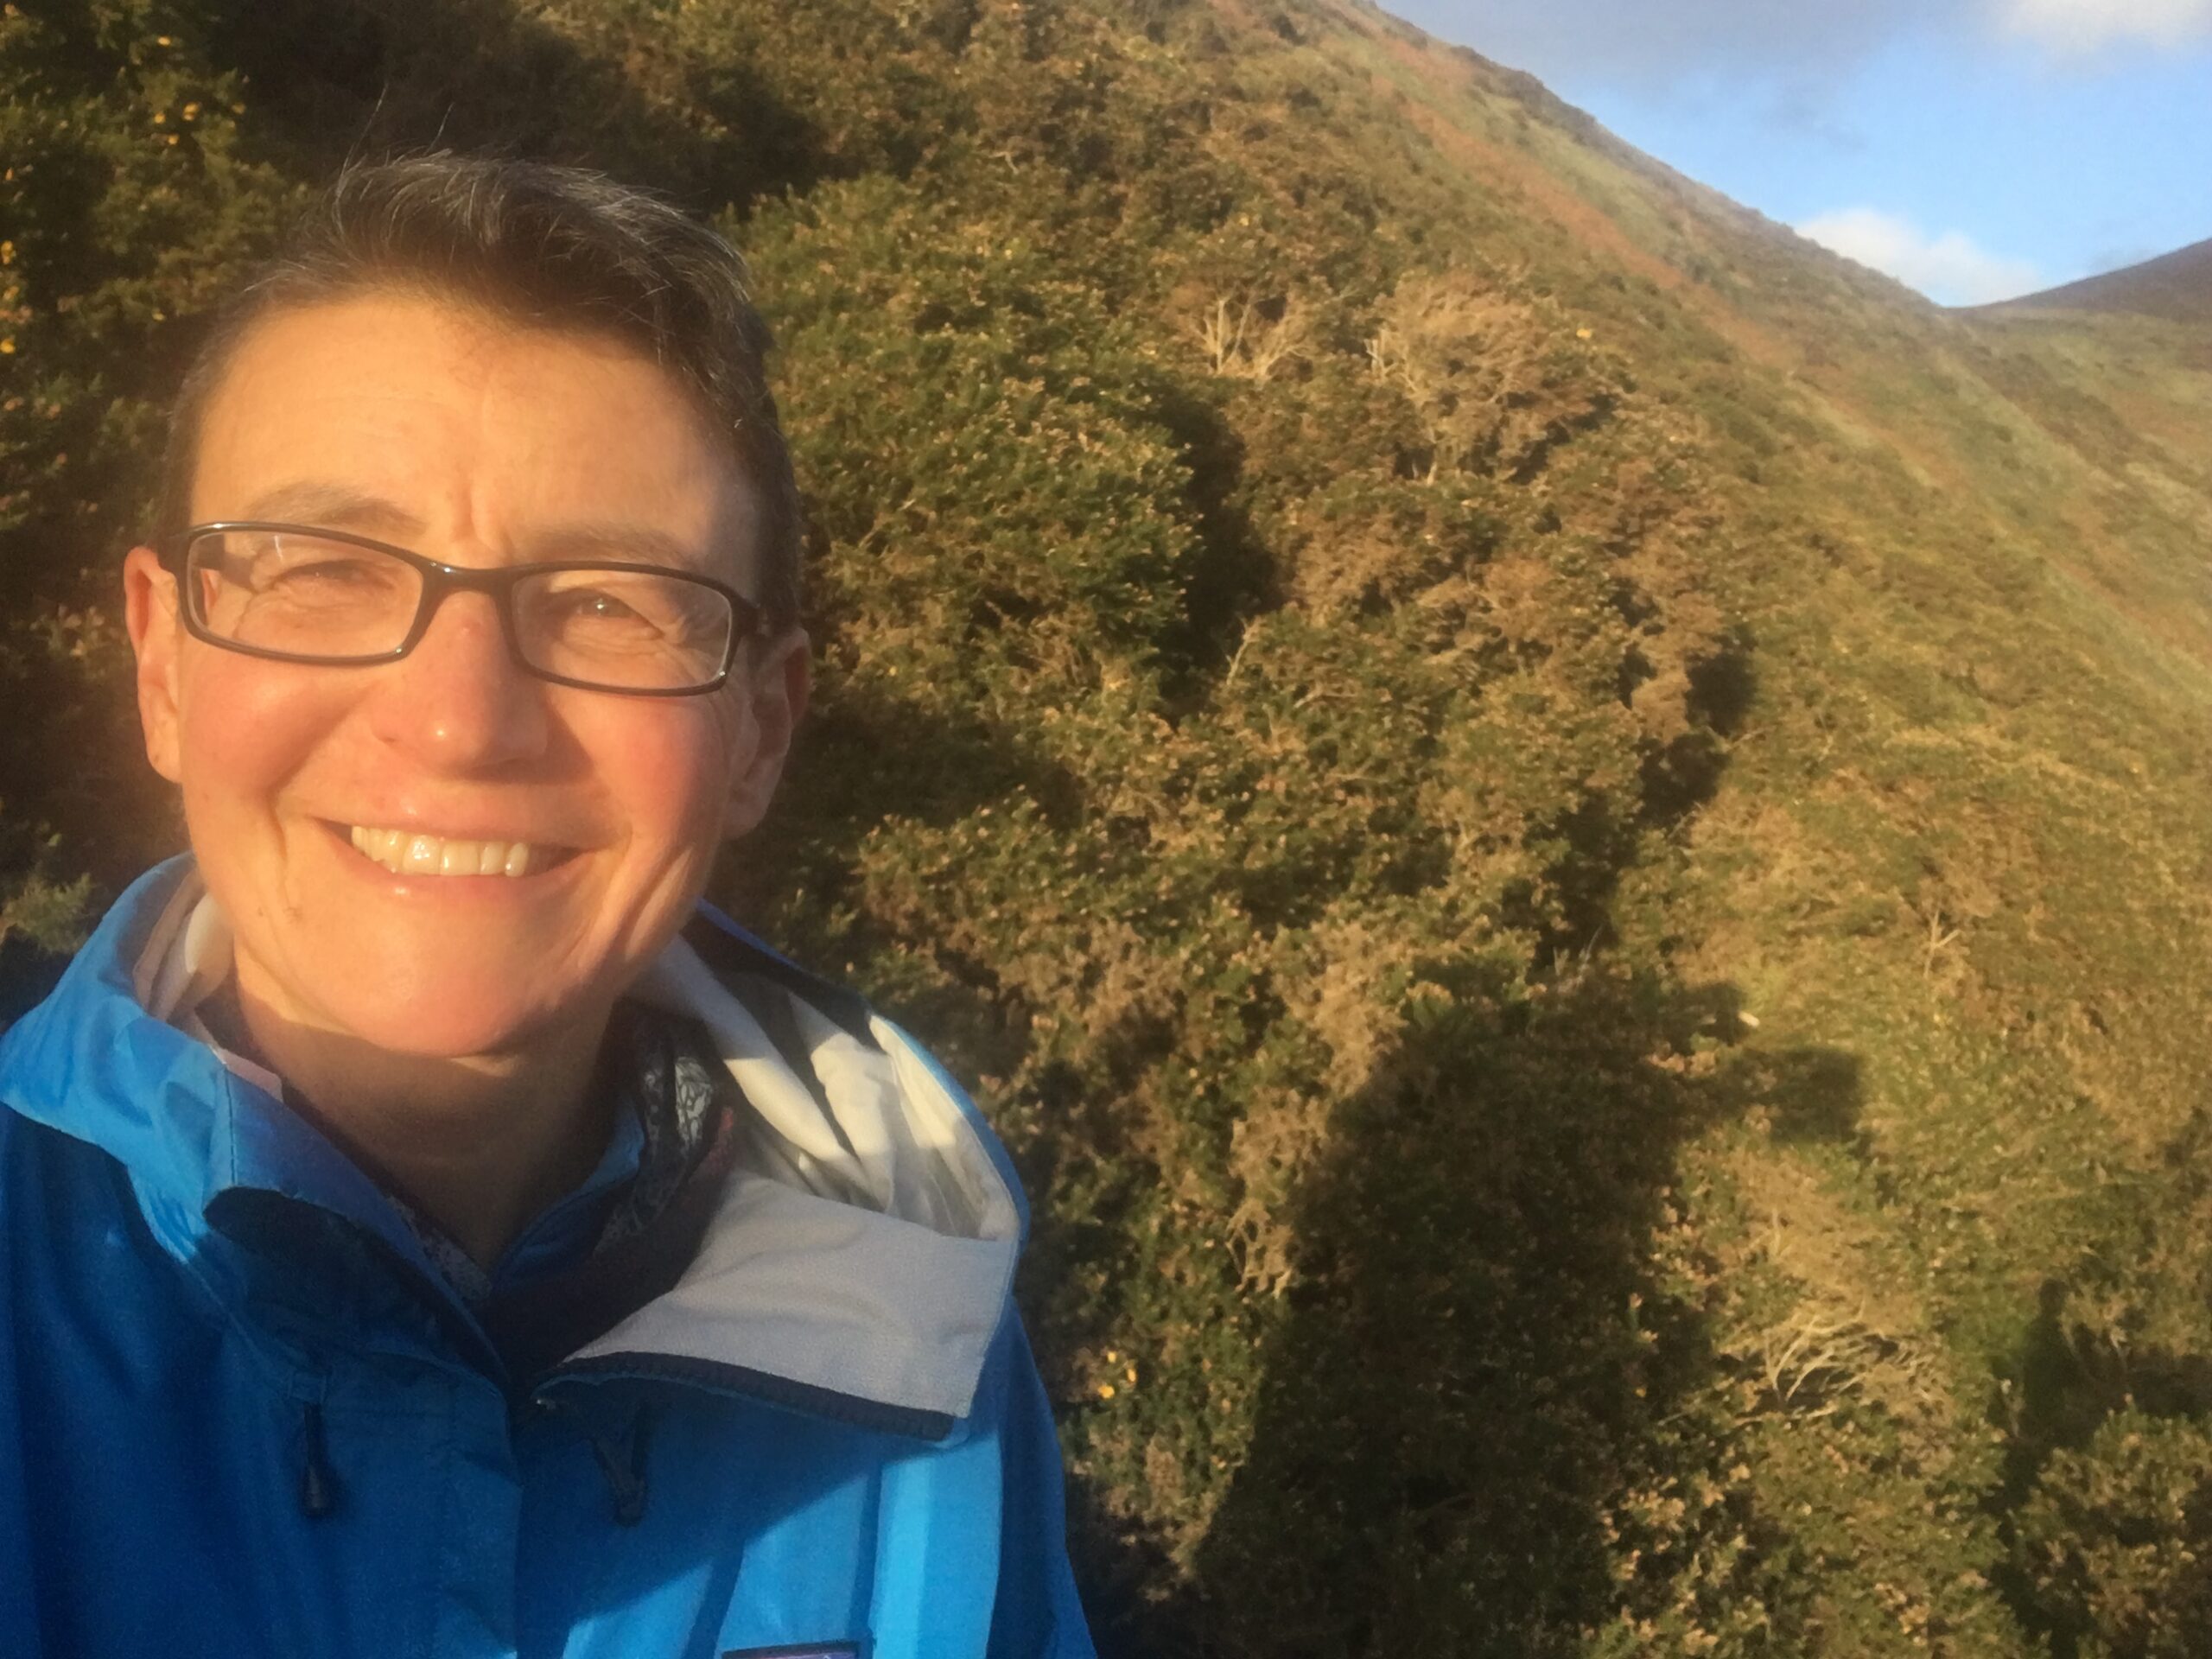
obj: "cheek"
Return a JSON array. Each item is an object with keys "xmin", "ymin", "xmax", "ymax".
[
  {"xmin": 586, "ymin": 705, "xmax": 734, "ymax": 857},
  {"xmin": 172, "ymin": 656, "xmax": 346, "ymax": 826}
]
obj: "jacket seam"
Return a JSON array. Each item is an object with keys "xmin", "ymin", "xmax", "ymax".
[{"xmin": 549, "ymin": 1351, "xmax": 959, "ymax": 1441}]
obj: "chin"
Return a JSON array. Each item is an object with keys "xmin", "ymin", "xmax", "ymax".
[{"xmin": 315, "ymin": 980, "xmax": 587, "ymax": 1062}]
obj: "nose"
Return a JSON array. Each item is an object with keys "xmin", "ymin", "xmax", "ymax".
[{"xmin": 364, "ymin": 588, "xmax": 550, "ymax": 772}]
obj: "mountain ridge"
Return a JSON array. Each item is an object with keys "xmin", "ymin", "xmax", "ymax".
[{"xmin": 1979, "ymin": 235, "xmax": 2212, "ymax": 324}]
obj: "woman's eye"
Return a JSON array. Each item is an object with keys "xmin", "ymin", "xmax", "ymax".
[
  {"xmin": 254, "ymin": 556, "xmax": 394, "ymax": 594},
  {"xmin": 272, "ymin": 559, "xmax": 373, "ymax": 585},
  {"xmin": 556, "ymin": 589, "xmax": 643, "ymax": 622},
  {"xmin": 520, "ymin": 574, "xmax": 709, "ymax": 654}
]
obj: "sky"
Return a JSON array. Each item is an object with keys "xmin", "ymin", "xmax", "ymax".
[{"xmin": 1381, "ymin": 0, "xmax": 2212, "ymax": 306}]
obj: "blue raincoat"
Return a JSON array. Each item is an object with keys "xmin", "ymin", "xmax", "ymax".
[{"xmin": 0, "ymin": 860, "xmax": 1095, "ymax": 1657}]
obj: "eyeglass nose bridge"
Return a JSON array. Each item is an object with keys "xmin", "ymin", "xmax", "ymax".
[{"xmin": 389, "ymin": 557, "xmax": 538, "ymax": 670}]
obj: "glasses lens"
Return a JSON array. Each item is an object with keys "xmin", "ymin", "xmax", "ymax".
[
  {"xmin": 184, "ymin": 529, "xmax": 421, "ymax": 661},
  {"xmin": 512, "ymin": 567, "xmax": 736, "ymax": 691}
]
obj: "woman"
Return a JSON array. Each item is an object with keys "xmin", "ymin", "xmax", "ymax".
[{"xmin": 0, "ymin": 154, "xmax": 1092, "ymax": 1658}]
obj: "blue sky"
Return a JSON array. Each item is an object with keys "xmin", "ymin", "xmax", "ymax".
[{"xmin": 1382, "ymin": 0, "xmax": 2212, "ymax": 306}]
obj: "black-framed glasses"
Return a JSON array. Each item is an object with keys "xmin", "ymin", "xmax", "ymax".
[{"xmin": 162, "ymin": 522, "xmax": 760, "ymax": 696}]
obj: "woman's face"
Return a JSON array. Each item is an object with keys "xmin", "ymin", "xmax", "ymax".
[{"xmin": 124, "ymin": 292, "xmax": 806, "ymax": 1059}]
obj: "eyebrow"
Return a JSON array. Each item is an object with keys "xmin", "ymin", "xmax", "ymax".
[
  {"xmin": 525, "ymin": 521, "xmax": 721, "ymax": 574},
  {"xmin": 235, "ymin": 481, "xmax": 425, "ymax": 537},
  {"xmin": 227, "ymin": 486, "xmax": 720, "ymax": 573}
]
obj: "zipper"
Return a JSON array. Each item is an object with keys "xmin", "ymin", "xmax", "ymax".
[{"xmin": 537, "ymin": 1352, "xmax": 958, "ymax": 1442}]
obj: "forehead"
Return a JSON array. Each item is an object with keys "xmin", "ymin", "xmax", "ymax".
[{"xmin": 190, "ymin": 292, "xmax": 756, "ymax": 575}]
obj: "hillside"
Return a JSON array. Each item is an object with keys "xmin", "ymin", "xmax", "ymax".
[
  {"xmin": 1982, "ymin": 237, "xmax": 2212, "ymax": 325},
  {"xmin": 7, "ymin": 0, "xmax": 2212, "ymax": 1652}
]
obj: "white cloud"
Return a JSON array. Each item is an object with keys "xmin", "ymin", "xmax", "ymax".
[
  {"xmin": 1994, "ymin": 0, "xmax": 2212, "ymax": 53},
  {"xmin": 1796, "ymin": 207, "xmax": 2044, "ymax": 305}
]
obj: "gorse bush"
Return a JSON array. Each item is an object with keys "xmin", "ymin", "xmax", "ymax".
[
  {"xmin": 2013, "ymin": 1413, "xmax": 2212, "ymax": 1656},
  {"xmin": 7, "ymin": 1, "xmax": 2212, "ymax": 1654}
]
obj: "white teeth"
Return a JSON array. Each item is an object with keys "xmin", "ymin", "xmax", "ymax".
[{"xmin": 346, "ymin": 823, "xmax": 555, "ymax": 878}]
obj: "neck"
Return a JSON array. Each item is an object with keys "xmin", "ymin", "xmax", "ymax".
[{"xmin": 226, "ymin": 979, "xmax": 616, "ymax": 1268}]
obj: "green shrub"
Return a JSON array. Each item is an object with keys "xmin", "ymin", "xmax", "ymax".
[{"xmin": 2014, "ymin": 1413, "xmax": 2212, "ymax": 1656}]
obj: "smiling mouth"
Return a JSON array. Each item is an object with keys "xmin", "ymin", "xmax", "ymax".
[{"xmin": 345, "ymin": 823, "xmax": 578, "ymax": 878}]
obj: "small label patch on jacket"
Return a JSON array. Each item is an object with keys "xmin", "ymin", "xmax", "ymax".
[{"xmin": 721, "ymin": 1646, "xmax": 862, "ymax": 1659}]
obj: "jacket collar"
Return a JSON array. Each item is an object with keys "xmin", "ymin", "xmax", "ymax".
[
  {"xmin": 0, "ymin": 858, "xmax": 1025, "ymax": 1431},
  {"xmin": 1, "ymin": 862, "xmax": 438, "ymax": 1275}
]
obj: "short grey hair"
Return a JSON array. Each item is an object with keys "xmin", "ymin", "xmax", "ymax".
[{"xmin": 156, "ymin": 153, "xmax": 804, "ymax": 629}]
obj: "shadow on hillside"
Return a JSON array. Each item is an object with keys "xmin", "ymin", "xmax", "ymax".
[
  {"xmin": 1991, "ymin": 1101, "xmax": 2212, "ymax": 1516},
  {"xmin": 1509, "ymin": 626, "xmax": 1758, "ymax": 968},
  {"xmin": 1145, "ymin": 383, "xmax": 1281, "ymax": 699},
  {"xmin": 1987, "ymin": 1274, "xmax": 2212, "ymax": 1651},
  {"xmin": 1076, "ymin": 978, "xmax": 1838, "ymax": 1658},
  {"xmin": 1756, "ymin": 1042, "xmax": 1867, "ymax": 1150},
  {"xmin": 1054, "ymin": 592, "xmax": 1770, "ymax": 1655}
]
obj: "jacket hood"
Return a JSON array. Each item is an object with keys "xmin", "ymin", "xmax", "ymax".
[{"xmin": 0, "ymin": 859, "xmax": 1026, "ymax": 1433}]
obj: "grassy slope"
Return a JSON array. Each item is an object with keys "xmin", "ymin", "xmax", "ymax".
[{"xmin": 1306, "ymin": 7, "xmax": 2212, "ymax": 1649}]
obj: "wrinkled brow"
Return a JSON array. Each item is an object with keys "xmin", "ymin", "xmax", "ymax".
[
  {"xmin": 233, "ymin": 481, "xmax": 424, "ymax": 537},
  {"xmin": 524, "ymin": 521, "xmax": 719, "ymax": 573},
  {"xmin": 225, "ymin": 486, "xmax": 719, "ymax": 573}
]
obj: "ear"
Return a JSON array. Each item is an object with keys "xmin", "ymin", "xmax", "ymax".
[
  {"xmin": 721, "ymin": 626, "xmax": 810, "ymax": 839},
  {"xmin": 124, "ymin": 544, "xmax": 186, "ymax": 784}
]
